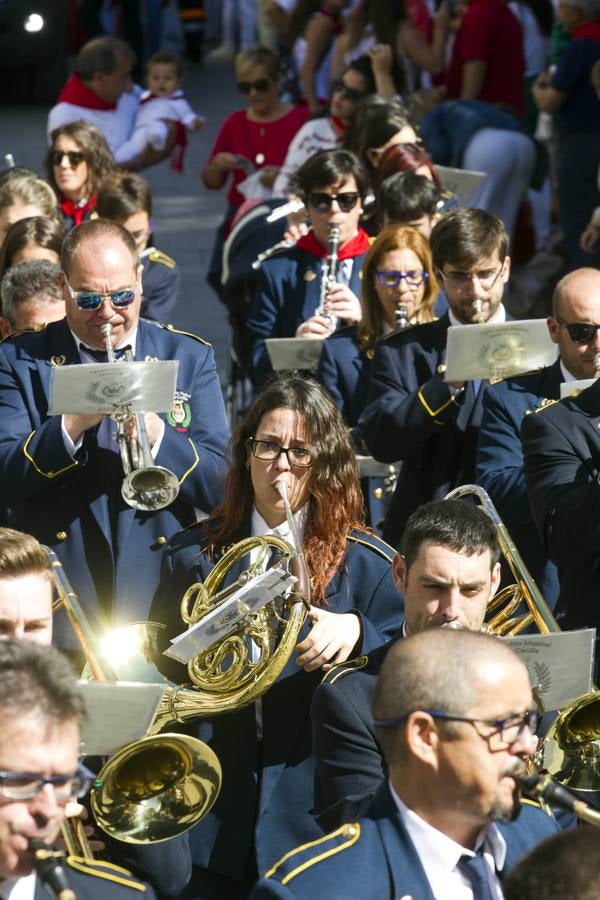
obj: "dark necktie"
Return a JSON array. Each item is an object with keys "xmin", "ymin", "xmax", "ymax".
[
  {"xmin": 458, "ymin": 849, "xmax": 496, "ymax": 900},
  {"xmin": 79, "ymin": 343, "xmax": 131, "ymax": 362}
]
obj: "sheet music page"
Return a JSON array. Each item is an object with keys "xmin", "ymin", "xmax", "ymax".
[{"xmin": 78, "ymin": 681, "xmax": 165, "ymax": 755}]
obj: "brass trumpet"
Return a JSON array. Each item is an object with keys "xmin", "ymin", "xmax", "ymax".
[{"xmin": 100, "ymin": 322, "xmax": 180, "ymax": 512}]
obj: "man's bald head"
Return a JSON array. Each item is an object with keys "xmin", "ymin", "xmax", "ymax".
[
  {"xmin": 373, "ymin": 630, "xmax": 526, "ymax": 769},
  {"xmin": 552, "ymin": 267, "xmax": 600, "ymax": 318},
  {"xmin": 549, "ymin": 267, "xmax": 600, "ymax": 380}
]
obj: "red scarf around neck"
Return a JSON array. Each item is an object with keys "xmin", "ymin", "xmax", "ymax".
[
  {"xmin": 296, "ymin": 227, "xmax": 370, "ymax": 259},
  {"xmin": 60, "ymin": 194, "xmax": 97, "ymax": 227},
  {"xmin": 573, "ymin": 17, "xmax": 600, "ymax": 40},
  {"xmin": 57, "ymin": 72, "xmax": 116, "ymax": 111}
]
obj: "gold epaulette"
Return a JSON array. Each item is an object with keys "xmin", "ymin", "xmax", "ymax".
[
  {"xmin": 161, "ymin": 323, "xmax": 211, "ymax": 346},
  {"xmin": 147, "ymin": 248, "xmax": 176, "ymax": 269},
  {"xmin": 66, "ymin": 856, "xmax": 147, "ymax": 891},
  {"xmin": 0, "ymin": 323, "xmax": 45, "ymax": 344},
  {"xmin": 347, "ymin": 531, "xmax": 396, "ymax": 563},
  {"xmin": 320, "ymin": 654, "xmax": 369, "ymax": 686},
  {"xmin": 532, "ymin": 396, "xmax": 560, "ymax": 414},
  {"xmin": 264, "ymin": 823, "xmax": 361, "ymax": 885}
]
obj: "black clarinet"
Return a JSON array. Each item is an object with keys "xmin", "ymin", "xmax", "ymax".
[{"xmin": 29, "ymin": 838, "xmax": 76, "ymax": 900}]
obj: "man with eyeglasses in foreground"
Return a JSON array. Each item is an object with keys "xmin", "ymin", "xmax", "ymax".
[
  {"xmin": 0, "ymin": 526, "xmax": 193, "ymax": 898},
  {"xmin": 521, "ymin": 268, "xmax": 600, "ymax": 667},
  {"xmin": 250, "ymin": 629, "xmax": 559, "ymax": 899},
  {"xmin": 0, "ymin": 219, "xmax": 229, "ymax": 651},
  {"xmin": 476, "ymin": 267, "xmax": 600, "ymax": 614},
  {"xmin": 247, "ymin": 148, "xmax": 371, "ymax": 385},
  {"xmin": 0, "ymin": 639, "xmax": 155, "ymax": 899},
  {"xmin": 360, "ymin": 207, "xmax": 511, "ymax": 548}
]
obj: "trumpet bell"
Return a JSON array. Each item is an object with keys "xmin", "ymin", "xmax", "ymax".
[
  {"xmin": 91, "ymin": 733, "xmax": 222, "ymax": 843},
  {"xmin": 122, "ymin": 466, "xmax": 180, "ymax": 511},
  {"xmin": 538, "ymin": 691, "xmax": 600, "ymax": 791}
]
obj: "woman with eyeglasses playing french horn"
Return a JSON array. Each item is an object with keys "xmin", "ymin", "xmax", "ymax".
[
  {"xmin": 151, "ymin": 372, "xmax": 400, "ymax": 900},
  {"xmin": 248, "ymin": 148, "xmax": 371, "ymax": 385}
]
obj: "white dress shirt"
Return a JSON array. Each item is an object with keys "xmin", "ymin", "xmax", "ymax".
[
  {"xmin": 0, "ymin": 872, "xmax": 36, "ymax": 900},
  {"xmin": 389, "ymin": 781, "xmax": 506, "ymax": 900}
]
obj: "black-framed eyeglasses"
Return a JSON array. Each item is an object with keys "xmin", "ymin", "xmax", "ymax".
[
  {"xmin": 374, "ymin": 708, "xmax": 539, "ymax": 747},
  {"xmin": 307, "ymin": 191, "xmax": 360, "ymax": 213},
  {"xmin": 0, "ymin": 764, "xmax": 95, "ymax": 802},
  {"xmin": 554, "ymin": 315, "xmax": 600, "ymax": 345},
  {"xmin": 50, "ymin": 150, "xmax": 86, "ymax": 168},
  {"xmin": 376, "ymin": 269, "xmax": 429, "ymax": 288},
  {"xmin": 237, "ymin": 78, "xmax": 271, "ymax": 94},
  {"xmin": 438, "ymin": 262, "xmax": 506, "ymax": 292},
  {"xmin": 331, "ymin": 79, "xmax": 365, "ymax": 103},
  {"xmin": 248, "ymin": 438, "xmax": 314, "ymax": 468},
  {"xmin": 64, "ymin": 276, "xmax": 137, "ymax": 311}
]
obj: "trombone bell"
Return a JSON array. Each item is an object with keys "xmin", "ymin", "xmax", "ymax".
[{"xmin": 122, "ymin": 465, "xmax": 180, "ymax": 511}]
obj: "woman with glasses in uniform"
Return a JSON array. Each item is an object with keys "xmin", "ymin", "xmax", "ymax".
[
  {"xmin": 45, "ymin": 121, "xmax": 116, "ymax": 230},
  {"xmin": 151, "ymin": 371, "xmax": 400, "ymax": 900},
  {"xmin": 248, "ymin": 148, "xmax": 371, "ymax": 384},
  {"xmin": 202, "ymin": 45, "xmax": 310, "ymax": 297},
  {"xmin": 317, "ymin": 225, "xmax": 438, "ymax": 530}
]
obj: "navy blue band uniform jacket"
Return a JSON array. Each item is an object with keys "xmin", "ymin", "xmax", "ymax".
[
  {"xmin": 316, "ymin": 324, "xmax": 385, "ymax": 530},
  {"xmin": 149, "ymin": 519, "xmax": 402, "ymax": 883},
  {"xmin": 140, "ymin": 247, "xmax": 181, "ymax": 323},
  {"xmin": 521, "ymin": 376, "xmax": 600, "ymax": 629},
  {"xmin": 475, "ymin": 360, "xmax": 562, "ymax": 608},
  {"xmin": 249, "ymin": 782, "xmax": 560, "ymax": 899},
  {"xmin": 0, "ymin": 318, "xmax": 230, "ymax": 645},
  {"xmin": 359, "ymin": 315, "xmax": 487, "ymax": 548},
  {"xmin": 311, "ymin": 642, "xmax": 394, "ymax": 833},
  {"xmin": 247, "ymin": 246, "xmax": 367, "ymax": 385},
  {"xmin": 34, "ymin": 856, "xmax": 156, "ymax": 900}
]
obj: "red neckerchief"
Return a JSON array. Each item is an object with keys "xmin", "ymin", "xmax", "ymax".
[
  {"xmin": 297, "ymin": 227, "xmax": 370, "ymax": 259},
  {"xmin": 57, "ymin": 72, "xmax": 116, "ymax": 110},
  {"xmin": 330, "ymin": 115, "xmax": 348, "ymax": 134},
  {"xmin": 60, "ymin": 194, "xmax": 97, "ymax": 226},
  {"xmin": 573, "ymin": 17, "xmax": 600, "ymax": 40},
  {"xmin": 320, "ymin": 8, "xmax": 342, "ymax": 34},
  {"xmin": 140, "ymin": 88, "xmax": 185, "ymax": 105},
  {"xmin": 170, "ymin": 121, "xmax": 188, "ymax": 173}
]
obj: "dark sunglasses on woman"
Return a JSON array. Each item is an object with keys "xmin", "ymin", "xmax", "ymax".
[
  {"xmin": 307, "ymin": 191, "xmax": 360, "ymax": 213},
  {"xmin": 237, "ymin": 78, "xmax": 271, "ymax": 94},
  {"xmin": 50, "ymin": 150, "xmax": 86, "ymax": 167}
]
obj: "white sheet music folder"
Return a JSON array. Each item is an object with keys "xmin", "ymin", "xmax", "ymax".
[
  {"xmin": 78, "ymin": 681, "xmax": 166, "ymax": 756},
  {"xmin": 436, "ymin": 166, "xmax": 487, "ymax": 203},
  {"xmin": 266, "ymin": 338, "xmax": 323, "ymax": 372},
  {"xmin": 165, "ymin": 566, "xmax": 297, "ymax": 663},
  {"xmin": 503, "ymin": 629, "xmax": 595, "ymax": 712},
  {"xmin": 49, "ymin": 359, "xmax": 179, "ymax": 415},
  {"xmin": 444, "ymin": 320, "xmax": 557, "ymax": 383}
]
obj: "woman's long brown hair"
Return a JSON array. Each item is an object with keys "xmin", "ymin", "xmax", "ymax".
[{"xmin": 204, "ymin": 373, "xmax": 366, "ymax": 604}]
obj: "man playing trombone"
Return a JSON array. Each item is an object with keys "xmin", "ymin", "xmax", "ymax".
[{"xmin": 0, "ymin": 219, "xmax": 229, "ymax": 648}]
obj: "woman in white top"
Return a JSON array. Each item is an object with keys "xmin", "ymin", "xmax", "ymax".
[{"xmin": 273, "ymin": 51, "xmax": 400, "ymax": 197}]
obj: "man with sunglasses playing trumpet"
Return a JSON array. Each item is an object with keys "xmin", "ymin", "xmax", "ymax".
[
  {"xmin": 0, "ymin": 219, "xmax": 229, "ymax": 651},
  {"xmin": 522, "ymin": 267, "xmax": 600, "ymax": 662},
  {"xmin": 247, "ymin": 148, "xmax": 371, "ymax": 385},
  {"xmin": 360, "ymin": 207, "xmax": 511, "ymax": 549},
  {"xmin": 476, "ymin": 268, "xmax": 600, "ymax": 614}
]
